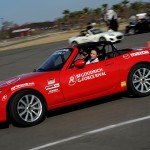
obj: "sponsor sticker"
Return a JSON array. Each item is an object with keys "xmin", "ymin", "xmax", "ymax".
[
  {"xmin": 11, "ymin": 82, "xmax": 35, "ymax": 91},
  {"xmin": 123, "ymin": 54, "xmax": 130, "ymax": 59},
  {"xmin": 48, "ymin": 89, "xmax": 60, "ymax": 94},
  {"xmin": 130, "ymin": 51, "xmax": 149, "ymax": 57},
  {"xmin": 68, "ymin": 75, "xmax": 77, "ymax": 86},
  {"xmin": 55, "ymin": 49, "xmax": 69, "ymax": 55},
  {"xmin": 45, "ymin": 83, "xmax": 60, "ymax": 90},
  {"xmin": 68, "ymin": 68, "xmax": 106, "ymax": 86},
  {"xmin": 2, "ymin": 94, "xmax": 7, "ymax": 101},
  {"xmin": 48, "ymin": 78, "xmax": 55, "ymax": 85},
  {"xmin": 121, "ymin": 81, "xmax": 126, "ymax": 87},
  {"xmin": 123, "ymin": 51, "xmax": 149, "ymax": 59}
]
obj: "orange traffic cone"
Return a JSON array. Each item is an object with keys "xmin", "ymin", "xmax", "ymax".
[{"xmin": 147, "ymin": 41, "xmax": 150, "ymax": 47}]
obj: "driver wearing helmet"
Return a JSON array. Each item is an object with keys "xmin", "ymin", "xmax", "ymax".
[{"xmin": 79, "ymin": 50, "xmax": 89, "ymax": 62}]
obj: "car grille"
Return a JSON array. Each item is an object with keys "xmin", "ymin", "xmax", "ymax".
[{"xmin": 117, "ymin": 36, "xmax": 123, "ymax": 39}]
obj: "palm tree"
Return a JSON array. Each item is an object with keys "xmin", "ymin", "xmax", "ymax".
[
  {"xmin": 112, "ymin": 3, "xmax": 123, "ymax": 16},
  {"xmin": 62, "ymin": 9, "xmax": 70, "ymax": 26},
  {"xmin": 82, "ymin": 7, "xmax": 90, "ymax": 26},
  {"xmin": 63, "ymin": 9, "xmax": 70, "ymax": 16},
  {"xmin": 69, "ymin": 11, "xmax": 82, "ymax": 28},
  {"xmin": 102, "ymin": 4, "xmax": 108, "ymax": 11},
  {"xmin": 122, "ymin": 0, "xmax": 129, "ymax": 5},
  {"xmin": 121, "ymin": 0, "xmax": 130, "ymax": 19},
  {"xmin": 93, "ymin": 8, "xmax": 102, "ymax": 23},
  {"xmin": 130, "ymin": 1, "xmax": 144, "ymax": 14}
]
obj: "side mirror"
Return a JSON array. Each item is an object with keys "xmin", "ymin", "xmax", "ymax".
[
  {"xmin": 74, "ymin": 59, "xmax": 85, "ymax": 68},
  {"xmin": 33, "ymin": 69, "xmax": 36, "ymax": 72}
]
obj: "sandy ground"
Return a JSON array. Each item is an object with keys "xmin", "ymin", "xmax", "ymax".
[{"xmin": 0, "ymin": 23, "xmax": 127, "ymax": 51}]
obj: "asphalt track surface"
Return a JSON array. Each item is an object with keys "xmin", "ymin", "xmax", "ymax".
[{"xmin": 0, "ymin": 33, "xmax": 150, "ymax": 150}]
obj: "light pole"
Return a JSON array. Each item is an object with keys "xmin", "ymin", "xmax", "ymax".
[{"xmin": 0, "ymin": 18, "xmax": 4, "ymax": 30}]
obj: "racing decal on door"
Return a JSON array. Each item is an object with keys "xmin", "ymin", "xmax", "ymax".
[
  {"xmin": 68, "ymin": 75, "xmax": 77, "ymax": 86},
  {"xmin": 68, "ymin": 68, "xmax": 106, "ymax": 86}
]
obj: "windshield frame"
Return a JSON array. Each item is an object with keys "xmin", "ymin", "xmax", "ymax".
[
  {"xmin": 90, "ymin": 29, "xmax": 103, "ymax": 35},
  {"xmin": 35, "ymin": 48, "xmax": 73, "ymax": 72}
]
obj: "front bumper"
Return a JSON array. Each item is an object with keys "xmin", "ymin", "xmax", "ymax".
[
  {"xmin": 0, "ymin": 92, "xmax": 8, "ymax": 122},
  {"xmin": 0, "ymin": 104, "xmax": 7, "ymax": 122},
  {"xmin": 108, "ymin": 35, "xmax": 124, "ymax": 42}
]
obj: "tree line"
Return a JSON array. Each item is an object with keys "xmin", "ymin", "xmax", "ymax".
[
  {"xmin": 57, "ymin": 0, "xmax": 150, "ymax": 29},
  {"xmin": 0, "ymin": 0, "xmax": 150, "ymax": 39}
]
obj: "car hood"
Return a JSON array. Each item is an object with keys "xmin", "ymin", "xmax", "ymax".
[
  {"xmin": 69, "ymin": 35, "xmax": 79, "ymax": 39},
  {"xmin": 102, "ymin": 31, "xmax": 123, "ymax": 36},
  {"xmin": 0, "ymin": 72, "xmax": 48, "ymax": 89}
]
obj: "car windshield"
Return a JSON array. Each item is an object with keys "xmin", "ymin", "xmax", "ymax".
[
  {"xmin": 90, "ymin": 29, "xmax": 103, "ymax": 34},
  {"xmin": 35, "ymin": 48, "xmax": 72, "ymax": 72}
]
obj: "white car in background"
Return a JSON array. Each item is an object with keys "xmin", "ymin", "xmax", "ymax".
[{"xmin": 68, "ymin": 28, "xmax": 124, "ymax": 46}]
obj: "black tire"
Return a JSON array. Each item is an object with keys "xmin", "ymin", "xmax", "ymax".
[
  {"xmin": 128, "ymin": 28, "xmax": 135, "ymax": 35},
  {"xmin": 9, "ymin": 90, "xmax": 46, "ymax": 127},
  {"xmin": 99, "ymin": 37, "xmax": 106, "ymax": 42},
  {"xmin": 71, "ymin": 41, "xmax": 78, "ymax": 46},
  {"xmin": 128, "ymin": 64, "xmax": 150, "ymax": 97}
]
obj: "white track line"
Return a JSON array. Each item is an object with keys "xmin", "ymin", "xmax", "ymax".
[{"xmin": 29, "ymin": 115, "xmax": 150, "ymax": 150}]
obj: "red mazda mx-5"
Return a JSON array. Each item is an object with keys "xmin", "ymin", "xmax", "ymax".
[{"xmin": 0, "ymin": 41, "xmax": 150, "ymax": 127}]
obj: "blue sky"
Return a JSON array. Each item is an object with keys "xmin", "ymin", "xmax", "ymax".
[{"xmin": 0, "ymin": 0, "xmax": 149, "ymax": 26}]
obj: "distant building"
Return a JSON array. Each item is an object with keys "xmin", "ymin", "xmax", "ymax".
[{"xmin": 9, "ymin": 21, "xmax": 55, "ymax": 38}]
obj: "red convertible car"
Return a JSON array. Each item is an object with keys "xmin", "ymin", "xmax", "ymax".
[{"xmin": 0, "ymin": 41, "xmax": 150, "ymax": 127}]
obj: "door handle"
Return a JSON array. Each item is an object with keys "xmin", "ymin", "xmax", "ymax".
[{"xmin": 105, "ymin": 62, "xmax": 114, "ymax": 66}]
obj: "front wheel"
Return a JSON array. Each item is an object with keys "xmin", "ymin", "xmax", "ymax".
[
  {"xmin": 9, "ymin": 90, "xmax": 46, "ymax": 127},
  {"xmin": 128, "ymin": 64, "xmax": 150, "ymax": 97},
  {"xmin": 99, "ymin": 37, "xmax": 106, "ymax": 42}
]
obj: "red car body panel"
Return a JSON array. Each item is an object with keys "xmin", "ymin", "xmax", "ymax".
[{"xmin": 0, "ymin": 45, "xmax": 150, "ymax": 123}]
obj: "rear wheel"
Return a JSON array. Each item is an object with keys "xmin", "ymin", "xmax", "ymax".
[
  {"xmin": 128, "ymin": 28, "xmax": 135, "ymax": 35},
  {"xmin": 9, "ymin": 90, "xmax": 46, "ymax": 127},
  {"xmin": 128, "ymin": 64, "xmax": 150, "ymax": 97},
  {"xmin": 71, "ymin": 41, "xmax": 78, "ymax": 46}
]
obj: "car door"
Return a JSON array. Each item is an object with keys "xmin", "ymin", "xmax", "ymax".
[
  {"xmin": 79, "ymin": 36, "xmax": 89, "ymax": 43},
  {"xmin": 86, "ymin": 30, "xmax": 96, "ymax": 42},
  {"xmin": 59, "ymin": 57, "xmax": 120, "ymax": 101},
  {"xmin": 88, "ymin": 34, "xmax": 97, "ymax": 42}
]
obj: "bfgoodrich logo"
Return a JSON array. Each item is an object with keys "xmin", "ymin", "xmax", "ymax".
[{"xmin": 68, "ymin": 75, "xmax": 77, "ymax": 86}]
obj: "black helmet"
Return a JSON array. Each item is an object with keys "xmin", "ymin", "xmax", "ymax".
[{"xmin": 79, "ymin": 49, "xmax": 88, "ymax": 56}]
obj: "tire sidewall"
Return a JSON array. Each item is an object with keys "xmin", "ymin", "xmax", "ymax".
[
  {"xmin": 9, "ymin": 90, "xmax": 46, "ymax": 127},
  {"xmin": 129, "ymin": 28, "xmax": 135, "ymax": 35},
  {"xmin": 72, "ymin": 41, "xmax": 78, "ymax": 46},
  {"xmin": 128, "ymin": 64, "xmax": 150, "ymax": 97},
  {"xmin": 99, "ymin": 37, "xmax": 106, "ymax": 42}
]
